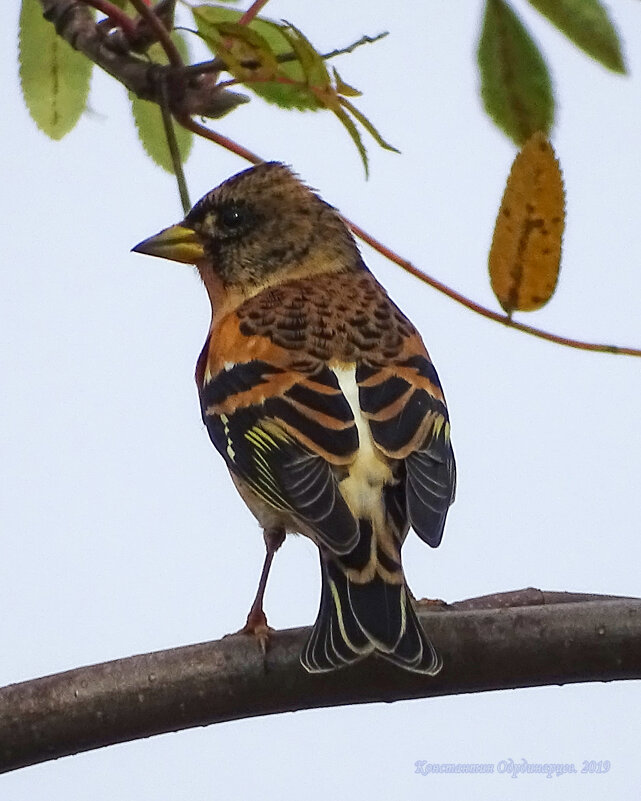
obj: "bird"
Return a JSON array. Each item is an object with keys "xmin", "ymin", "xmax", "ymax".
[{"xmin": 133, "ymin": 162, "xmax": 456, "ymax": 674}]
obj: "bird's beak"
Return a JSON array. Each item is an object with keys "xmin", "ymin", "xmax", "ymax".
[{"xmin": 132, "ymin": 223, "xmax": 205, "ymax": 265}]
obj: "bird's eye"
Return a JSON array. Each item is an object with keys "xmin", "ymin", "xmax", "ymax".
[{"xmin": 218, "ymin": 203, "xmax": 248, "ymax": 230}]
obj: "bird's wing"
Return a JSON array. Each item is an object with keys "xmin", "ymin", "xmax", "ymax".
[
  {"xmin": 356, "ymin": 349, "xmax": 456, "ymax": 548},
  {"xmin": 200, "ymin": 354, "xmax": 360, "ymax": 554}
]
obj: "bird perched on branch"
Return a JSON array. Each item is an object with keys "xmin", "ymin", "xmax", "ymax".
[{"xmin": 133, "ymin": 162, "xmax": 456, "ymax": 674}]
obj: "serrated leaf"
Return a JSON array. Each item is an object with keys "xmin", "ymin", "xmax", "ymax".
[
  {"xmin": 192, "ymin": 6, "xmax": 320, "ymax": 110},
  {"xmin": 527, "ymin": 0, "xmax": 625, "ymax": 74},
  {"xmin": 19, "ymin": 0, "xmax": 93, "ymax": 140},
  {"xmin": 332, "ymin": 68, "xmax": 362, "ymax": 97},
  {"xmin": 489, "ymin": 132, "xmax": 565, "ymax": 313},
  {"xmin": 191, "ymin": 4, "xmax": 394, "ymax": 173},
  {"xmin": 207, "ymin": 21, "xmax": 280, "ymax": 78},
  {"xmin": 254, "ymin": 20, "xmax": 323, "ymax": 109},
  {"xmin": 130, "ymin": 35, "xmax": 193, "ymax": 172},
  {"xmin": 279, "ymin": 21, "xmax": 330, "ymax": 90},
  {"xmin": 478, "ymin": 0, "xmax": 554, "ymax": 145}
]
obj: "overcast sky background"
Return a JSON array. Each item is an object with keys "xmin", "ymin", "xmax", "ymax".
[{"xmin": 2, "ymin": 1, "xmax": 640, "ymax": 798}]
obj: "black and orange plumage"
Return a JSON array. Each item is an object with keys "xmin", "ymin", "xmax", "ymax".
[{"xmin": 134, "ymin": 162, "xmax": 456, "ymax": 674}]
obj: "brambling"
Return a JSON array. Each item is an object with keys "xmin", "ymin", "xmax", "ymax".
[{"xmin": 134, "ymin": 163, "xmax": 456, "ymax": 674}]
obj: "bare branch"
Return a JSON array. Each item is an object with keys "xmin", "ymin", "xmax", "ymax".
[{"xmin": 1, "ymin": 591, "xmax": 640, "ymax": 774}]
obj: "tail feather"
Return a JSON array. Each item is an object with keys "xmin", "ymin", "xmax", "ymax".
[
  {"xmin": 301, "ymin": 556, "xmax": 372, "ymax": 672},
  {"xmin": 378, "ymin": 593, "xmax": 442, "ymax": 673},
  {"xmin": 301, "ymin": 551, "xmax": 441, "ymax": 675}
]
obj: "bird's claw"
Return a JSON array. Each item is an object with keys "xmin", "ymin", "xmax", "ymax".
[{"xmin": 237, "ymin": 610, "xmax": 274, "ymax": 654}]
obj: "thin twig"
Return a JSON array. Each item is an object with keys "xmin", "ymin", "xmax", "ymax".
[
  {"xmin": 128, "ymin": 0, "xmax": 183, "ymax": 67},
  {"xmin": 347, "ymin": 221, "xmax": 641, "ymax": 357},
  {"xmin": 322, "ymin": 31, "xmax": 389, "ymax": 59},
  {"xmin": 238, "ymin": 0, "xmax": 271, "ymax": 26},
  {"xmin": 182, "ymin": 33, "xmax": 390, "ymax": 77},
  {"xmin": 82, "ymin": 0, "xmax": 137, "ymax": 38},
  {"xmin": 175, "ymin": 113, "xmax": 262, "ymax": 164}
]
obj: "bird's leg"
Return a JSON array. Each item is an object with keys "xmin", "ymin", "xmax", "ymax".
[{"xmin": 239, "ymin": 527, "xmax": 285, "ymax": 652}]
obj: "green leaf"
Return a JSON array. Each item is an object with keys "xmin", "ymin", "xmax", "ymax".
[
  {"xmin": 19, "ymin": 0, "xmax": 93, "ymax": 140},
  {"xmin": 191, "ymin": 4, "xmax": 396, "ymax": 174},
  {"xmin": 332, "ymin": 68, "xmax": 362, "ymax": 97},
  {"xmin": 130, "ymin": 35, "xmax": 193, "ymax": 172},
  {"xmin": 206, "ymin": 21, "xmax": 280, "ymax": 76},
  {"xmin": 333, "ymin": 104, "xmax": 370, "ymax": 178},
  {"xmin": 339, "ymin": 98, "xmax": 399, "ymax": 154},
  {"xmin": 192, "ymin": 6, "xmax": 320, "ymax": 110},
  {"xmin": 478, "ymin": 0, "xmax": 554, "ymax": 146},
  {"xmin": 527, "ymin": 0, "xmax": 626, "ymax": 74},
  {"xmin": 279, "ymin": 21, "xmax": 331, "ymax": 90}
]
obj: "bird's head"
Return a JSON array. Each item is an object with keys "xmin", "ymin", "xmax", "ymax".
[{"xmin": 133, "ymin": 162, "xmax": 364, "ymax": 313}]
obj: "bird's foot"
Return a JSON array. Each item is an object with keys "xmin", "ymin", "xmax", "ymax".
[{"xmin": 237, "ymin": 608, "xmax": 273, "ymax": 654}]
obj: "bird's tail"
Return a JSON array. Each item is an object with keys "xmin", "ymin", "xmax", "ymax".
[{"xmin": 301, "ymin": 520, "xmax": 442, "ymax": 675}]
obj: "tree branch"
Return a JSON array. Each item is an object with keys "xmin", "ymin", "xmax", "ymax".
[
  {"xmin": 38, "ymin": 0, "xmax": 247, "ymax": 118},
  {"xmin": 1, "ymin": 590, "xmax": 640, "ymax": 774}
]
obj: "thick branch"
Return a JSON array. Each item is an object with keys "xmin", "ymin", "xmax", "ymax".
[
  {"xmin": 1, "ymin": 591, "xmax": 640, "ymax": 774},
  {"xmin": 38, "ymin": 0, "xmax": 247, "ymax": 117}
]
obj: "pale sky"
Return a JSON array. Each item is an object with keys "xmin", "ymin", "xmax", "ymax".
[{"xmin": 2, "ymin": 1, "xmax": 640, "ymax": 799}]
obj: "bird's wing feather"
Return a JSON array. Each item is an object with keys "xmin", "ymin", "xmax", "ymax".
[
  {"xmin": 356, "ymin": 348, "xmax": 456, "ymax": 547},
  {"xmin": 200, "ymin": 358, "xmax": 360, "ymax": 553}
]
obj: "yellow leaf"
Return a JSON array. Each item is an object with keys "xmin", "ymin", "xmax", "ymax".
[{"xmin": 489, "ymin": 131, "xmax": 565, "ymax": 313}]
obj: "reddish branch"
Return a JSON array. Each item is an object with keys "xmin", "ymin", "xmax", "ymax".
[
  {"xmin": 85, "ymin": 0, "xmax": 137, "ymax": 38},
  {"xmin": 238, "ymin": 0, "xmax": 272, "ymax": 26},
  {"xmin": 347, "ymin": 222, "xmax": 641, "ymax": 357},
  {"xmin": 1, "ymin": 590, "xmax": 639, "ymax": 774}
]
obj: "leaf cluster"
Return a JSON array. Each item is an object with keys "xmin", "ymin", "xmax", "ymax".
[{"xmin": 19, "ymin": 0, "xmax": 395, "ymax": 175}]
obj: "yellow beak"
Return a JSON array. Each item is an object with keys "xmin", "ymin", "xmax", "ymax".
[{"xmin": 132, "ymin": 223, "xmax": 205, "ymax": 265}]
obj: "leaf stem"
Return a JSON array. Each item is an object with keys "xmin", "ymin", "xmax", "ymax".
[{"xmin": 159, "ymin": 81, "xmax": 191, "ymax": 213}]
